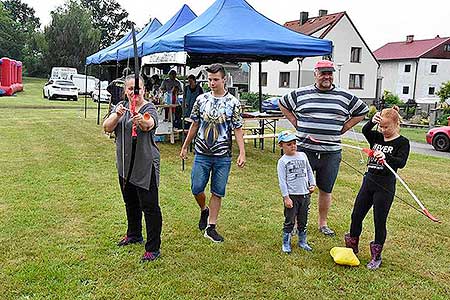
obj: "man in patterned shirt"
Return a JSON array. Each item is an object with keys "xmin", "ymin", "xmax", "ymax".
[
  {"xmin": 279, "ymin": 60, "xmax": 368, "ymax": 237},
  {"xmin": 180, "ymin": 64, "xmax": 246, "ymax": 243}
]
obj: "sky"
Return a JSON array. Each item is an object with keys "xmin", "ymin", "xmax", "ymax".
[{"xmin": 22, "ymin": 0, "xmax": 450, "ymax": 51}]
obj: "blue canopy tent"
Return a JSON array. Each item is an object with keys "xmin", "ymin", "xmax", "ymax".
[
  {"xmin": 98, "ymin": 18, "xmax": 162, "ymax": 64},
  {"xmin": 136, "ymin": 4, "xmax": 197, "ymax": 59},
  {"xmin": 142, "ymin": 0, "xmax": 332, "ymax": 65},
  {"xmin": 86, "ymin": 30, "xmax": 138, "ymax": 65}
]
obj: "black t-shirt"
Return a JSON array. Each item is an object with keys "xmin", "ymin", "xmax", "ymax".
[{"xmin": 362, "ymin": 119, "xmax": 410, "ymax": 176}]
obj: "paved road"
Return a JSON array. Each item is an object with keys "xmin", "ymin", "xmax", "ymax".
[{"xmin": 277, "ymin": 119, "xmax": 450, "ymax": 159}]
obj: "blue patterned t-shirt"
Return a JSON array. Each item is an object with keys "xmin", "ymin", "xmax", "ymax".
[{"xmin": 190, "ymin": 92, "xmax": 243, "ymax": 157}]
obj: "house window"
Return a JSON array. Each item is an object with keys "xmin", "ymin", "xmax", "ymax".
[
  {"xmin": 279, "ymin": 72, "xmax": 290, "ymax": 88},
  {"xmin": 428, "ymin": 87, "xmax": 436, "ymax": 95},
  {"xmin": 444, "ymin": 44, "xmax": 450, "ymax": 52},
  {"xmin": 261, "ymin": 72, "xmax": 267, "ymax": 86},
  {"xmin": 349, "ymin": 74, "xmax": 364, "ymax": 89},
  {"xmin": 404, "ymin": 64, "xmax": 411, "ymax": 72},
  {"xmin": 431, "ymin": 64, "xmax": 438, "ymax": 73},
  {"xmin": 350, "ymin": 47, "xmax": 362, "ymax": 63},
  {"xmin": 402, "ymin": 86, "xmax": 409, "ymax": 94}
]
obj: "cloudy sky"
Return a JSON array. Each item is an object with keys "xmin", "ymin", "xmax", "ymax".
[{"xmin": 22, "ymin": 0, "xmax": 450, "ymax": 51}]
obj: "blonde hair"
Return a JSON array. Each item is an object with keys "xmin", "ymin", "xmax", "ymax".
[{"xmin": 381, "ymin": 105, "xmax": 401, "ymax": 128}]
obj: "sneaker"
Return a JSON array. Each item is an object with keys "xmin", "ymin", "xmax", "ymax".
[
  {"xmin": 141, "ymin": 250, "xmax": 161, "ymax": 262},
  {"xmin": 204, "ymin": 226, "xmax": 224, "ymax": 243},
  {"xmin": 117, "ymin": 235, "xmax": 144, "ymax": 246},
  {"xmin": 198, "ymin": 207, "xmax": 209, "ymax": 231},
  {"xmin": 318, "ymin": 226, "xmax": 335, "ymax": 237}
]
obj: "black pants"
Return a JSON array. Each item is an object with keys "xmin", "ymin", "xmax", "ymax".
[
  {"xmin": 350, "ymin": 173, "xmax": 396, "ymax": 245},
  {"xmin": 119, "ymin": 166, "xmax": 162, "ymax": 252},
  {"xmin": 283, "ymin": 194, "xmax": 310, "ymax": 233}
]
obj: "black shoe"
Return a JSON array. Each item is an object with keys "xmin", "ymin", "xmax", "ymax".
[
  {"xmin": 198, "ymin": 207, "xmax": 209, "ymax": 231},
  {"xmin": 204, "ymin": 226, "xmax": 224, "ymax": 243},
  {"xmin": 117, "ymin": 235, "xmax": 144, "ymax": 246}
]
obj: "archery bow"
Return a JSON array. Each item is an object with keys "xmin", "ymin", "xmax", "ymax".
[
  {"xmin": 304, "ymin": 135, "xmax": 441, "ymax": 223},
  {"xmin": 124, "ymin": 24, "xmax": 139, "ymax": 187}
]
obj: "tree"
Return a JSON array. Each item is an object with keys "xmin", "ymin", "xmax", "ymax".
[
  {"xmin": 2, "ymin": 0, "xmax": 48, "ymax": 76},
  {"xmin": 44, "ymin": 1, "xmax": 101, "ymax": 72},
  {"xmin": 437, "ymin": 81, "xmax": 450, "ymax": 103},
  {"xmin": 0, "ymin": 2, "xmax": 25, "ymax": 59},
  {"xmin": 3, "ymin": 0, "xmax": 40, "ymax": 33},
  {"xmin": 80, "ymin": 0, "xmax": 132, "ymax": 48}
]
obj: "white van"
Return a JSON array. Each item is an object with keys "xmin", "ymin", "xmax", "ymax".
[
  {"xmin": 50, "ymin": 67, "xmax": 77, "ymax": 80},
  {"xmin": 70, "ymin": 74, "xmax": 99, "ymax": 95}
]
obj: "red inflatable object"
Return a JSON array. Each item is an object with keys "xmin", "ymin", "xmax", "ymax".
[{"xmin": 0, "ymin": 57, "xmax": 24, "ymax": 96}]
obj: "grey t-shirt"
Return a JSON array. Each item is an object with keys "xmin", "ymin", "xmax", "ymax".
[
  {"xmin": 113, "ymin": 101, "xmax": 160, "ymax": 190},
  {"xmin": 277, "ymin": 152, "xmax": 315, "ymax": 197}
]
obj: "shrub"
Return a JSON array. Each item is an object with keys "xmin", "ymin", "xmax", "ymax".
[
  {"xmin": 437, "ymin": 113, "xmax": 450, "ymax": 126},
  {"xmin": 367, "ymin": 105, "xmax": 377, "ymax": 119},
  {"xmin": 383, "ymin": 90, "xmax": 403, "ymax": 106},
  {"xmin": 240, "ymin": 92, "xmax": 272, "ymax": 110},
  {"xmin": 436, "ymin": 81, "xmax": 450, "ymax": 103}
]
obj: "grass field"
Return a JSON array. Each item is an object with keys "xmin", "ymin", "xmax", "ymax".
[{"xmin": 0, "ymin": 78, "xmax": 449, "ymax": 299}]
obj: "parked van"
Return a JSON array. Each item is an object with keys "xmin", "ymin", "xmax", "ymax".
[
  {"xmin": 70, "ymin": 74, "xmax": 99, "ymax": 95},
  {"xmin": 50, "ymin": 67, "xmax": 77, "ymax": 80}
]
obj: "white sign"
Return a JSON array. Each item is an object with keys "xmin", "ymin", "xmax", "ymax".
[{"xmin": 142, "ymin": 52, "xmax": 188, "ymax": 65}]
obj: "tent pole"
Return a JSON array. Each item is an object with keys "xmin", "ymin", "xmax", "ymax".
[
  {"xmin": 258, "ymin": 61, "xmax": 262, "ymax": 112},
  {"xmin": 181, "ymin": 65, "xmax": 187, "ymax": 171},
  {"xmin": 84, "ymin": 65, "xmax": 88, "ymax": 119},
  {"xmin": 97, "ymin": 67, "xmax": 102, "ymax": 125},
  {"xmin": 258, "ymin": 60, "xmax": 264, "ymax": 149}
]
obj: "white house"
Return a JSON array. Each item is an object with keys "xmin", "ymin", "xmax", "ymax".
[
  {"xmin": 374, "ymin": 35, "xmax": 450, "ymax": 103},
  {"xmin": 249, "ymin": 10, "xmax": 379, "ymax": 101}
]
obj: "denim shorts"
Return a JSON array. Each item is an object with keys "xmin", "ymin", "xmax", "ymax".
[
  {"xmin": 300, "ymin": 149, "xmax": 342, "ymax": 193},
  {"xmin": 191, "ymin": 154, "xmax": 232, "ymax": 197}
]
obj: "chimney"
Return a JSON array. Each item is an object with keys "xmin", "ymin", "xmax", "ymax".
[
  {"xmin": 319, "ymin": 10, "xmax": 328, "ymax": 17},
  {"xmin": 406, "ymin": 35, "xmax": 414, "ymax": 43},
  {"xmin": 299, "ymin": 11, "xmax": 309, "ymax": 25}
]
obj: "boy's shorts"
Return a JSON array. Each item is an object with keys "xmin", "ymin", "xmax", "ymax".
[
  {"xmin": 191, "ymin": 154, "xmax": 232, "ymax": 197},
  {"xmin": 299, "ymin": 148, "xmax": 342, "ymax": 193}
]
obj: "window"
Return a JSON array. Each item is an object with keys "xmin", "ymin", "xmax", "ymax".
[
  {"xmin": 404, "ymin": 64, "xmax": 411, "ymax": 72},
  {"xmin": 261, "ymin": 72, "xmax": 267, "ymax": 86},
  {"xmin": 431, "ymin": 64, "xmax": 438, "ymax": 73},
  {"xmin": 402, "ymin": 86, "xmax": 409, "ymax": 94},
  {"xmin": 444, "ymin": 44, "xmax": 450, "ymax": 52},
  {"xmin": 350, "ymin": 47, "xmax": 362, "ymax": 63},
  {"xmin": 279, "ymin": 72, "xmax": 290, "ymax": 88},
  {"xmin": 428, "ymin": 87, "xmax": 436, "ymax": 95},
  {"xmin": 349, "ymin": 74, "xmax": 364, "ymax": 89}
]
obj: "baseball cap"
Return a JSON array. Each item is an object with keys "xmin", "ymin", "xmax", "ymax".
[
  {"xmin": 278, "ymin": 130, "xmax": 297, "ymax": 144},
  {"xmin": 314, "ymin": 60, "xmax": 335, "ymax": 72}
]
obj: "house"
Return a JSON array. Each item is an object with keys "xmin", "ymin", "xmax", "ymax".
[
  {"xmin": 249, "ymin": 10, "xmax": 379, "ymax": 102},
  {"xmin": 374, "ymin": 35, "xmax": 450, "ymax": 103}
]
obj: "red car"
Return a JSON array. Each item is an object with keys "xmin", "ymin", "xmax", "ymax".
[{"xmin": 426, "ymin": 126, "xmax": 450, "ymax": 152}]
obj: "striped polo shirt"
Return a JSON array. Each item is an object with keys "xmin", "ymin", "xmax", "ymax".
[{"xmin": 280, "ymin": 84, "xmax": 368, "ymax": 153}]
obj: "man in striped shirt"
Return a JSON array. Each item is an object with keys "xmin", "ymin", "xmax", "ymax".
[{"xmin": 279, "ymin": 60, "xmax": 368, "ymax": 237}]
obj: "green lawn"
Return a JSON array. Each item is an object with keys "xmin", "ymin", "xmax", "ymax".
[{"xmin": 0, "ymin": 78, "xmax": 449, "ymax": 299}]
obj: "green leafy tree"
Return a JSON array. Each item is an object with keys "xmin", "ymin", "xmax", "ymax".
[
  {"xmin": 0, "ymin": 2, "xmax": 25, "ymax": 59},
  {"xmin": 3, "ymin": 0, "xmax": 40, "ymax": 33},
  {"xmin": 44, "ymin": 1, "xmax": 101, "ymax": 72},
  {"xmin": 436, "ymin": 81, "xmax": 450, "ymax": 103},
  {"xmin": 2, "ymin": 0, "xmax": 48, "ymax": 76},
  {"xmin": 80, "ymin": 0, "xmax": 132, "ymax": 48}
]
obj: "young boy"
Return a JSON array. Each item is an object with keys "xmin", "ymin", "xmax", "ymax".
[{"xmin": 277, "ymin": 131, "xmax": 316, "ymax": 253}]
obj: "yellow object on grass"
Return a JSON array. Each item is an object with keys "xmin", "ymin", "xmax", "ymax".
[{"xmin": 330, "ymin": 247, "xmax": 360, "ymax": 266}]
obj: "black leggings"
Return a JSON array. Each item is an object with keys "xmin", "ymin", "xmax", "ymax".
[
  {"xmin": 350, "ymin": 173, "xmax": 396, "ymax": 245},
  {"xmin": 283, "ymin": 194, "xmax": 310, "ymax": 233},
  {"xmin": 119, "ymin": 166, "xmax": 162, "ymax": 252}
]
